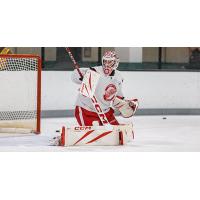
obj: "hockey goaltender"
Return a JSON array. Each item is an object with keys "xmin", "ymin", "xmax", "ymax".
[{"xmin": 51, "ymin": 50, "xmax": 139, "ymax": 146}]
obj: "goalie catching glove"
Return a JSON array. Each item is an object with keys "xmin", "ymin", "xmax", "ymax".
[{"xmin": 113, "ymin": 97, "xmax": 139, "ymax": 118}]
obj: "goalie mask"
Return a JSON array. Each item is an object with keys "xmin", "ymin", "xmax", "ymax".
[{"xmin": 102, "ymin": 51, "xmax": 119, "ymax": 76}]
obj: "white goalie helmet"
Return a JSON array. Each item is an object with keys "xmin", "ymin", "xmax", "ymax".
[{"xmin": 102, "ymin": 51, "xmax": 119, "ymax": 75}]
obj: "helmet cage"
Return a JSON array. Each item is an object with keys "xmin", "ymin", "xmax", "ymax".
[{"xmin": 102, "ymin": 51, "xmax": 119, "ymax": 75}]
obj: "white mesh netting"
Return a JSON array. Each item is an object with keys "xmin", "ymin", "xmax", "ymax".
[{"xmin": 0, "ymin": 55, "xmax": 41, "ymax": 133}]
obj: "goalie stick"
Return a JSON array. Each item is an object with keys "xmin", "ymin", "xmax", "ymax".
[
  {"xmin": 66, "ymin": 48, "xmax": 83, "ymax": 80},
  {"xmin": 66, "ymin": 47, "xmax": 110, "ymax": 126}
]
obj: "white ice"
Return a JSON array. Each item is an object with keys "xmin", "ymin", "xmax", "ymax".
[{"xmin": 0, "ymin": 115, "xmax": 200, "ymax": 152}]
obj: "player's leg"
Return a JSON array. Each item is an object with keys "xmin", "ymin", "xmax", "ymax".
[
  {"xmin": 75, "ymin": 106, "xmax": 101, "ymax": 126},
  {"xmin": 105, "ymin": 108, "xmax": 120, "ymax": 125},
  {"xmin": 75, "ymin": 106, "xmax": 85, "ymax": 125}
]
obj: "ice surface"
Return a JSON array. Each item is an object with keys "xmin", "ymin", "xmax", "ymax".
[{"xmin": 0, "ymin": 116, "xmax": 200, "ymax": 152}]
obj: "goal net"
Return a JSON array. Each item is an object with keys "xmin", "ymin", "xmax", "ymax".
[{"xmin": 0, "ymin": 54, "xmax": 41, "ymax": 134}]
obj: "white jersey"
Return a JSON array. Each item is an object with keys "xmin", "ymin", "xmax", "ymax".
[{"xmin": 71, "ymin": 66, "xmax": 124, "ymax": 113}]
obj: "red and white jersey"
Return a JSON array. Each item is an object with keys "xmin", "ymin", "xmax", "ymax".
[{"xmin": 71, "ymin": 66, "xmax": 124, "ymax": 113}]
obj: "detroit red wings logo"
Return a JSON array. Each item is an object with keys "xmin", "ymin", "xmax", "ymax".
[{"xmin": 103, "ymin": 84, "xmax": 117, "ymax": 101}]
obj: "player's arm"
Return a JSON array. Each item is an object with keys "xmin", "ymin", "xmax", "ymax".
[
  {"xmin": 71, "ymin": 68, "xmax": 88, "ymax": 84},
  {"xmin": 112, "ymin": 72, "xmax": 139, "ymax": 118},
  {"xmin": 71, "ymin": 67, "xmax": 98, "ymax": 84},
  {"xmin": 115, "ymin": 71, "xmax": 125, "ymax": 100}
]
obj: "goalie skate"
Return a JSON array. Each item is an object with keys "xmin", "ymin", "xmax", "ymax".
[{"xmin": 49, "ymin": 136, "xmax": 61, "ymax": 146}]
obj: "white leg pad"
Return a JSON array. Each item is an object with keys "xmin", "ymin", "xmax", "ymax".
[{"xmin": 60, "ymin": 124, "xmax": 134, "ymax": 146}]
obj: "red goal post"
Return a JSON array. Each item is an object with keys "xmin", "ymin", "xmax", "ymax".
[{"xmin": 0, "ymin": 54, "xmax": 42, "ymax": 134}]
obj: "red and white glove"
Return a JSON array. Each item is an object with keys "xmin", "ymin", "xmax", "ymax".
[{"xmin": 113, "ymin": 97, "xmax": 139, "ymax": 118}]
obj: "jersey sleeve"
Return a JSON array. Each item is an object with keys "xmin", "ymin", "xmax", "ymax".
[
  {"xmin": 71, "ymin": 68, "xmax": 88, "ymax": 84},
  {"xmin": 115, "ymin": 70, "xmax": 124, "ymax": 98}
]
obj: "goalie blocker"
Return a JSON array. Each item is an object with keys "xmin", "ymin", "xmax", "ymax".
[{"xmin": 52, "ymin": 124, "xmax": 134, "ymax": 146}]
